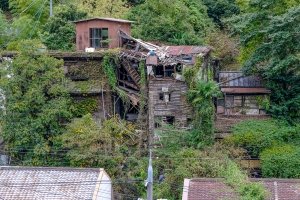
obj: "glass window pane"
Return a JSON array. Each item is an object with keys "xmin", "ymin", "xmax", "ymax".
[{"xmin": 102, "ymin": 28, "xmax": 108, "ymax": 37}]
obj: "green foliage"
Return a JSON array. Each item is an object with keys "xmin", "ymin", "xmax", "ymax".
[
  {"xmin": 0, "ymin": 10, "xmax": 9, "ymax": 49},
  {"xmin": 260, "ymin": 145, "xmax": 300, "ymax": 178},
  {"xmin": 102, "ymin": 53, "xmax": 118, "ymax": 90},
  {"xmin": 58, "ymin": 114, "xmax": 139, "ymax": 175},
  {"xmin": 203, "ymin": 0, "xmax": 240, "ymax": 28},
  {"xmin": 128, "ymin": 0, "xmax": 213, "ymax": 45},
  {"xmin": 153, "ymin": 125, "xmax": 262, "ymax": 199},
  {"xmin": 225, "ymin": 119, "xmax": 300, "ymax": 157},
  {"xmin": 0, "ymin": 0, "xmax": 9, "ymax": 11},
  {"xmin": 71, "ymin": 0, "xmax": 129, "ymax": 18},
  {"xmin": 0, "ymin": 40, "xmax": 72, "ymax": 164},
  {"xmin": 184, "ymin": 59, "xmax": 221, "ymax": 148},
  {"xmin": 226, "ymin": 1, "xmax": 300, "ymax": 122},
  {"xmin": 9, "ymin": 0, "xmax": 49, "ymax": 22},
  {"xmin": 242, "ymin": 6, "xmax": 300, "ymax": 123},
  {"xmin": 72, "ymin": 97, "xmax": 98, "ymax": 117},
  {"xmin": 205, "ymin": 31, "xmax": 240, "ymax": 69},
  {"xmin": 221, "ymin": 160, "xmax": 267, "ymax": 200},
  {"xmin": 41, "ymin": 5, "xmax": 87, "ymax": 51}
]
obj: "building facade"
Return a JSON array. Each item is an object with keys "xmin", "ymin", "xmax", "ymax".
[{"xmin": 75, "ymin": 18, "xmax": 132, "ymax": 51}]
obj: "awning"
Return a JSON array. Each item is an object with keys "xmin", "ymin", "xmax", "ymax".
[{"xmin": 221, "ymin": 87, "xmax": 271, "ymax": 94}]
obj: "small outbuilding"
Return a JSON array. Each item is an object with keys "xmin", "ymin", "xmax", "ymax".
[
  {"xmin": 217, "ymin": 71, "xmax": 271, "ymax": 115},
  {"xmin": 74, "ymin": 17, "xmax": 133, "ymax": 51},
  {"xmin": 0, "ymin": 166, "xmax": 112, "ymax": 200}
]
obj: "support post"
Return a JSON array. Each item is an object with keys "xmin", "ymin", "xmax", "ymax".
[
  {"xmin": 50, "ymin": 0, "xmax": 53, "ymax": 17},
  {"xmin": 147, "ymin": 149, "xmax": 153, "ymax": 200}
]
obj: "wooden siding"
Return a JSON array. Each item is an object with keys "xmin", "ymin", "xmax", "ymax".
[{"xmin": 148, "ymin": 78, "xmax": 193, "ymax": 132}]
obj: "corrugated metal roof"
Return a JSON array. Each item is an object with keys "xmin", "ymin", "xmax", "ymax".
[
  {"xmin": 219, "ymin": 71, "xmax": 265, "ymax": 88},
  {"xmin": 0, "ymin": 166, "xmax": 111, "ymax": 200},
  {"xmin": 74, "ymin": 17, "xmax": 134, "ymax": 24},
  {"xmin": 160, "ymin": 46, "xmax": 211, "ymax": 57},
  {"xmin": 183, "ymin": 178, "xmax": 300, "ymax": 200}
]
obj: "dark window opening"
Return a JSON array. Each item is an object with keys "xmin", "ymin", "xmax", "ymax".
[
  {"xmin": 176, "ymin": 64, "xmax": 182, "ymax": 73},
  {"xmin": 90, "ymin": 28, "xmax": 109, "ymax": 48},
  {"xmin": 163, "ymin": 116, "xmax": 175, "ymax": 125},
  {"xmin": 159, "ymin": 93, "xmax": 164, "ymax": 100},
  {"xmin": 154, "ymin": 65, "xmax": 164, "ymax": 77},
  {"xmin": 159, "ymin": 93, "xmax": 171, "ymax": 102},
  {"xmin": 165, "ymin": 66, "xmax": 175, "ymax": 77}
]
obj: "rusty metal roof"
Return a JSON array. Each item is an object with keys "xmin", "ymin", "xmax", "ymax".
[
  {"xmin": 219, "ymin": 71, "xmax": 266, "ymax": 88},
  {"xmin": 74, "ymin": 17, "xmax": 134, "ymax": 24},
  {"xmin": 0, "ymin": 166, "xmax": 111, "ymax": 200},
  {"xmin": 183, "ymin": 178, "xmax": 300, "ymax": 200},
  {"xmin": 160, "ymin": 46, "xmax": 211, "ymax": 57}
]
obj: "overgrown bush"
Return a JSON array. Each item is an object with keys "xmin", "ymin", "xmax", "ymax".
[
  {"xmin": 225, "ymin": 119, "xmax": 300, "ymax": 157},
  {"xmin": 260, "ymin": 145, "xmax": 300, "ymax": 178}
]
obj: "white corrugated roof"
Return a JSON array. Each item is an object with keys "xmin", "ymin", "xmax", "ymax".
[
  {"xmin": 74, "ymin": 17, "xmax": 134, "ymax": 24},
  {"xmin": 0, "ymin": 166, "xmax": 111, "ymax": 200}
]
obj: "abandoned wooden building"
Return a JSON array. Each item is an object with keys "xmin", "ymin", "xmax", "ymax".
[
  {"xmin": 1, "ymin": 17, "xmax": 272, "ymax": 138},
  {"xmin": 216, "ymin": 71, "xmax": 271, "ymax": 115}
]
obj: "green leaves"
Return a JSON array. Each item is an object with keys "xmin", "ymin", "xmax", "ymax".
[
  {"xmin": 128, "ymin": 0, "xmax": 213, "ymax": 45},
  {"xmin": 0, "ymin": 40, "xmax": 72, "ymax": 164},
  {"xmin": 41, "ymin": 5, "xmax": 87, "ymax": 51}
]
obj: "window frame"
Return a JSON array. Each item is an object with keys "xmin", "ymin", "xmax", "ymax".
[{"xmin": 89, "ymin": 28, "xmax": 109, "ymax": 48}]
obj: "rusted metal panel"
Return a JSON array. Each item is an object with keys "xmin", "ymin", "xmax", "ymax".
[
  {"xmin": 219, "ymin": 71, "xmax": 266, "ymax": 88},
  {"xmin": 160, "ymin": 46, "xmax": 211, "ymax": 56},
  {"xmin": 221, "ymin": 87, "xmax": 271, "ymax": 94}
]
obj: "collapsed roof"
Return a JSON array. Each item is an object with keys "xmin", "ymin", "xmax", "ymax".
[{"xmin": 119, "ymin": 30, "xmax": 212, "ymax": 65}]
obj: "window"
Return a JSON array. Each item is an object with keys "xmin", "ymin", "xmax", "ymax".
[
  {"xmin": 159, "ymin": 93, "xmax": 164, "ymax": 100},
  {"xmin": 159, "ymin": 93, "xmax": 171, "ymax": 102},
  {"xmin": 90, "ymin": 28, "xmax": 109, "ymax": 48},
  {"xmin": 164, "ymin": 65, "xmax": 175, "ymax": 77}
]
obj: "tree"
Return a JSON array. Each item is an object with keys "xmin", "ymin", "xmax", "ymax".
[
  {"xmin": 128, "ymin": 0, "xmax": 213, "ymax": 45},
  {"xmin": 227, "ymin": 0, "xmax": 300, "ymax": 122},
  {"xmin": 0, "ymin": 10, "xmax": 9, "ymax": 49},
  {"xmin": 203, "ymin": 0, "xmax": 240, "ymax": 28},
  {"xmin": 0, "ymin": 40, "xmax": 73, "ymax": 165},
  {"xmin": 242, "ymin": 6, "xmax": 300, "ymax": 123},
  {"xmin": 41, "ymin": 5, "xmax": 87, "ymax": 51},
  {"xmin": 9, "ymin": 0, "xmax": 49, "ymax": 22},
  {"xmin": 0, "ymin": 0, "xmax": 9, "ymax": 11},
  {"xmin": 72, "ymin": 0, "xmax": 129, "ymax": 18}
]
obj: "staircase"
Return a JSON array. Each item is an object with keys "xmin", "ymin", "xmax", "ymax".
[{"xmin": 121, "ymin": 59, "xmax": 141, "ymax": 87}]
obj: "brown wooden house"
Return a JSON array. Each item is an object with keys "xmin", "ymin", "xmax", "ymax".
[{"xmin": 217, "ymin": 71, "xmax": 271, "ymax": 115}]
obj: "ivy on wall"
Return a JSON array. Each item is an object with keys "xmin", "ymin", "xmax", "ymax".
[{"xmin": 183, "ymin": 56, "xmax": 221, "ymax": 148}]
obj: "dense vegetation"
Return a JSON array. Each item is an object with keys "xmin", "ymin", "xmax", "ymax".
[
  {"xmin": 226, "ymin": 119, "xmax": 300, "ymax": 178},
  {"xmin": 0, "ymin": 0, "xmax": 299, "ymax": 199}
]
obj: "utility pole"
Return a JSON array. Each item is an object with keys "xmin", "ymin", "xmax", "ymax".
[
  {"xmin": 49, "ymin": 0, "xmax": 53, "ymax": 17},
  {"xmin": 146, "ymin": 149, "xmax": 153, "ymax": 200}
]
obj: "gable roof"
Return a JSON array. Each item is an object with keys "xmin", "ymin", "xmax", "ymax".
[
  {"xmin": 0, "ymin": 166, "xmax": 111, "ymax": 200},
  {"xmin": 183, "ymin": 178, "xmax": 300, "ymax": 200},
  {"xmin": 219, "ymin": 71, "xmax": 265, "ymax": 88},
  {"xmin": 218, "ymin": 71, "xmax": 271, "ymax": 94},
  {"xmin": 74, "ymin": 17, "xmax": 134, "ymax": 24}
]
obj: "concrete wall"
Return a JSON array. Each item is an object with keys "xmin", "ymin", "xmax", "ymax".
[{"xmin": 76, "ymin": 19, "xmax": 131, "ymax": 51}]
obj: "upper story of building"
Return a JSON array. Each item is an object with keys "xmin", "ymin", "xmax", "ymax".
[{"xmin": 74, "ymin": 17, "xmax": 133, "ymax": 51}]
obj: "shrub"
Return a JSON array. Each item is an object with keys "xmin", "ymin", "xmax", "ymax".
[
  {"xmin": 225, "ymin": 119, "xmax": 300, "ymax": 157},
  {"xmin": 260, "ymin": 145, "xmax": 300, "ymax": 178}
]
